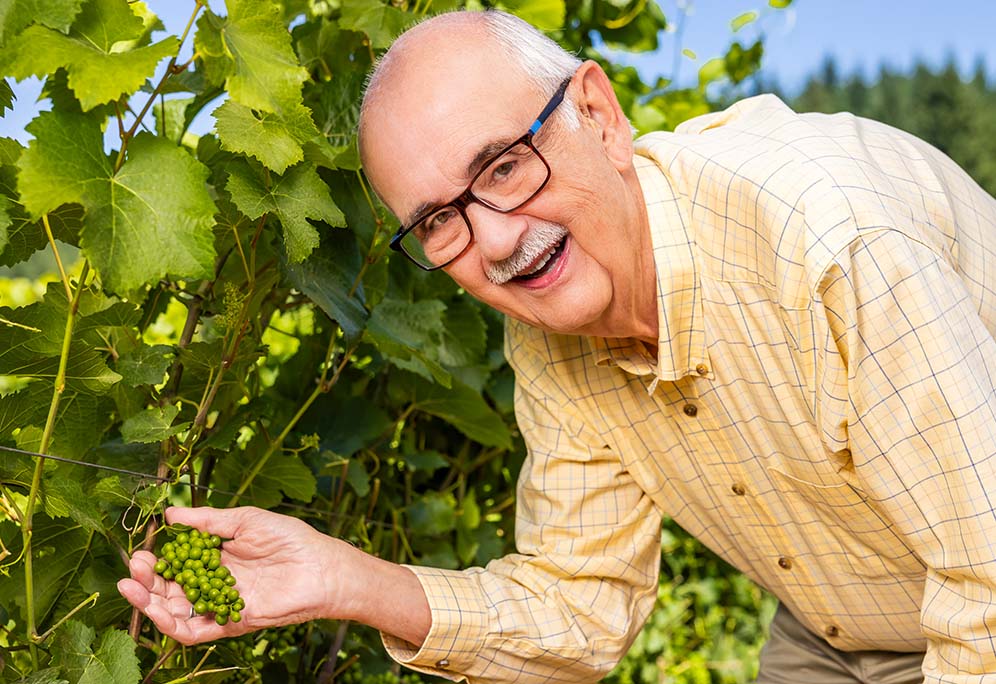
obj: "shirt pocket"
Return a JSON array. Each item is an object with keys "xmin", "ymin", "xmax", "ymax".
[{"xmin": 768, "ymin": 466, "xmax": 926, "ymax": 580}]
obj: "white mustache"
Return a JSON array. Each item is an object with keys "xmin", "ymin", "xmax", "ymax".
[{"xmin": 486, "ymin": 221, "xmax": 569, "ymax": 285}]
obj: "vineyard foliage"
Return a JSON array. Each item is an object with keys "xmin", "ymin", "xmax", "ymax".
[{"xmin": 0, "ymin": 0, "xmax": 783, "ymax": 682}]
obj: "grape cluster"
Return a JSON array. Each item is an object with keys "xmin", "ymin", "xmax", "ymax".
[{"xmin": 153, "ymin": 528, "xmax": 245, "ymax": 625}]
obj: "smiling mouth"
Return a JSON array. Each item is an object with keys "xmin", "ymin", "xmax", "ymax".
[{"xmin": 511, "ymin": 236, "xmax": 567, "ymax": 282}]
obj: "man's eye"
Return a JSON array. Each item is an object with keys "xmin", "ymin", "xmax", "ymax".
[
  {"xmin": 492, "ymin": 160, "xmax": 517, "ymax": 178},
  {"xmin": 425, "ymin": 209, "xmax": 458, "ymax": 233}
]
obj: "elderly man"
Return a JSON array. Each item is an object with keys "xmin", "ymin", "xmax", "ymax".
[{"xmin": 120, "ymin": 9, "xmax": 996, "ymax": 684}]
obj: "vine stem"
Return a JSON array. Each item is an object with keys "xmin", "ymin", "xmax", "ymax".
[
  {"xmin": 226, "ymin": 332, "xmax": 351, "ymax": 507},
  {"xmin": 113, "ymin": 0, "xmax": 204, "ymax": 173},
  {"xmin": 23, "ymin": 258, "xmax": 90, "ymax": 667}
]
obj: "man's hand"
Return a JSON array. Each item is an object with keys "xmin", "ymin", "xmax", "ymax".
[
  {"xmin": 118, "ymin": 505, "xmax": 432, "ymax": 647},
  {"xmin": 118, "ymin": 506, "xmax": 344, "ymax": 645}
]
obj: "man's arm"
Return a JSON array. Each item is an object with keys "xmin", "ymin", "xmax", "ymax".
[
  {"xmin": 118, "ymin": 505, "xmax": 431, "ymax": 647},
  {"xmin": 821, "ymin": 228, "xmax": 996, "ymax": 683},
  {"xmin": 381, "ymin": 371, "xmax": 664, "ymax": 683}
]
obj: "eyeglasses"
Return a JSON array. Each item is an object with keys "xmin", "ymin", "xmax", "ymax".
[{"xmin": 389, "ymin": 76, "xmax": 573, "ymax": 271}]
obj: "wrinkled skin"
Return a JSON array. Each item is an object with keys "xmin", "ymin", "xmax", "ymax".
[{"xmin": 118, "ymin": 506, "xmax": 340, "ymax": 645}]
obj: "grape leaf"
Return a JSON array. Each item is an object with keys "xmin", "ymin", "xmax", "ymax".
[
  {"xmin": 215, "ymin": 100, "xmax": 320, "ymax": 174},
  {"xmin": 115, "ymin": 343, "xmax": 173, "ymax": 386},
  {"xmin": 497, "ymin": 0, "xmax": 565, "ymax": 30},
  {"xmin": 338, "ymin": 0, "xmax": 414, "ymax": 49},
  {"xmin": 0, "ymin": 0, "xmax": 177, "ymax": 111},
  {"xmin": 0, "ymin": 515, "xmax": 91, "ymax": 623},
  {"xmin": 215, "ymin": 449, "xmax": 316, "ymax": 508},
  {"xmin": 437, "ymin": 296, "xmax": 487, "ymax": 368},
  {"xmin": 12, "ymin": 390, "xmax": 112, "ymax": 459},
  {"xmin": 0, "ymin": 0, "xmax": 85, "ymax": 46},
  {"xmin": 17, "ymin": 111, "xmax": 217, "ymax": 292},
  {"xmin": 366, "ymin": 298, "xmax": 452, "ymax": 385},
  {"xmin": 193, "ymin": 0, "xmax": 308, "ymax": 113},
  {"xmin": 0, "ymin": 78, "xmax": 12, "ymax": 114},
  {"xmin": 120, "ymin": 405, "xmax": 189, "ymax": 443},
  {"xmin": 10, "ymin": 669, "xmax": 70, "ymax": 684},
  {"xmin": 282, "ymin": 227, "xmax": 368, "ymax": 341},
  {"xmin": 407, "ymin": 491, "xmax": 457, "ymax": 536},
  {"xmin": 52, "ymin": 621, "xmax": 140, "ymax": 684},
  {"xmin": 389, "ymin": 371, "xmax": 512, "ymax": 449},
  {"xmin": 0, "ymin": 150, "xmax": 83, "ymax": 266},
  {"xmin": 226, "ymin": 159, "xmax": 344, "ymax": 263},
  {"xmin": 43, "ymin": 464, "xmax": 107, "ymax": 532}
]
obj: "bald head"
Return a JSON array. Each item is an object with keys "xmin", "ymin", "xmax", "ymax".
[{"xmin": 358, "ymin": 10, "xmax": 581, "ymax": 174}]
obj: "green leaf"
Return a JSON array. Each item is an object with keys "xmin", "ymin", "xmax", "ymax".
[
  {"xmin": 120, "ymin": 404, "xmax": 189, "ymax": 443},
  {"xmin": 115, "ymin": 344, "xmax": 173, "ymax": 387},
  {"xmin": 282, "ymin": 228, "xmax": 368, "ymax": 341},
  {"xmin": 366, "ymin": 298, "xmax": 451, "ymax": 386},
  {"xmin": 43, "ymin": 465, "xmax": 107, "ymax": 532},
  {"xmin": 17, "ymin": 111, "xmax": 217, "ymax": 292},
  {"xmin": 497, "ymin": 0, "xmax": 565, "ymax": 31},
  {"xmin": 215, "ymin": 100, "xmax": 320, "ymax": 174},
  {"xmin": 11, "ymin": 390, "xmax": 112, "ymax": 459},
  {"xmin": 0, "ymin": 515, "xmax": 91, "ymax": 623},
  {"xmin": 407, "ymin": 491, "xmax": 456, "ymax": 536},
  {"xmin": 0, "ymin": 0, "xmax": 177, "ymax": 111},
  {"xmin": 390, "ymin": 372, "xmax": 512, "ymax": 449},
  {"xmin": 338, "ymin": 0, "xmax": 414, "ymax": 49},
  {"xmin": 52, "ymin": 621, "xmax": 140, "ymax": 684},
  {"xmin": 0, "ymin": 147, "xmax": 83, "ymax": 267},
  {"xmin": 682, "ymin": 48, "xmax": 697, "ymax": 60},
  {"xmin": 437, "ymin": 296, "xmax": 487, "ymax": 368},
  {"xmin": 769, "ymin": 0, "xmax": 792, "ymax": 7},
  {"xmin": 345, "ymin": 457, "xmax": 370, "ymax": 497},
  {"xmin": 730, "ymin": 10, "xmax": 758, "ymax": 32},
  {"xmin": 0, "ymin": 78, "xmax": 12, "ymax": 114},
  {"xmin": 226, "ymin": 159, "xmax": 344, "ymax": 263},
  {"xmin": 0, "ymin": 0, "xmax": 85, "ymax": 46},
  {"xmin": 698, "ymin": 57, "xmax": 727, "ymax": 87},
  {"xmin": 404, "ymin": 450, "xmax": 448, "ymax": 473},
  {"xmin": 193, "ymin": 0, "xmax": 308, "ymax": 113},
  {"xmin": 316, "ymin": 394, "xmax": 391, "ymax": 458},
  {"xmin": 152, "ymin": 96, "xmax": 194, "ymax": 144},
  {"xmin": 10, "ymin": 669, "xmax": 70, "ymax": 684},
  {"xmin": 215, "ymin": 449, "xmax": 316, "ymax": 507}
]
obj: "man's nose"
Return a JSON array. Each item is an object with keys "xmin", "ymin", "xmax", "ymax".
[{"xmin": 465, "ymin": 203, "xmax": 528, "ymax": 263}]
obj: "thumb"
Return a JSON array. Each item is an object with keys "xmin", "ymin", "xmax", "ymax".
[{"xmin": 164, "ymin": 506, "xmax": 259, "ymax": 539}]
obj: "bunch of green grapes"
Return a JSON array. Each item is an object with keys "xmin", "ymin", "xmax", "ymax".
[{"xmin": 153, "ymin": 527, "xmax": 245, "ymax": 625}]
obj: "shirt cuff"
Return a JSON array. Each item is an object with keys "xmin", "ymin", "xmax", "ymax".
[{"xmin": 381, "ymin": 565, "xmax": 490, "ymax": 680}]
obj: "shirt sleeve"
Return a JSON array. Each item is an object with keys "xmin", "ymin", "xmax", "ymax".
[
  {"xmin": 820, "ymin": 227, "xmax": 996, "ymax": 683},
  {"xmin": 382, "ymin": 362, "xmax": 664, "ymax": 683}
]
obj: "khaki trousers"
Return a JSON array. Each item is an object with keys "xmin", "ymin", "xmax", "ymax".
[{"xmin": 755, "ymin": 605, "xmax": 924, "ymax": 684}]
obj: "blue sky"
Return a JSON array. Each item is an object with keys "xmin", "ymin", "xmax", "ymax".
[{"xmin": 3, "ymin": 0, "xmax": 996, "ymax": 142}]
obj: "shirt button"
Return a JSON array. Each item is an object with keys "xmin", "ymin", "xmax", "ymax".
[
  {"xmin": 695, "ymin": 363, "xmax": 709, "ymax": 376},
  {"xmin": 731, "ymin": 483, "xmax": 746, "ymax": 496},
  {"xmin": 777, "ymin": 556, "xmax": 793, "ymax": 570},
  {"xmin": 436, "ymin": 659, "xmax": 450, "ymax": 668},
  {"xmin": 682, "ymin": 404, "xmax": 698, "ymax": 417},
  {"xmin": 825, "ymin": 625, "xmax": 839, "ymax": 637}
]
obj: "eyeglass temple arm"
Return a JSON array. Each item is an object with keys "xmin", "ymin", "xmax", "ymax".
[{"xmin": 528, "ymin": 77, "xmax": 572, "ymax": 136}]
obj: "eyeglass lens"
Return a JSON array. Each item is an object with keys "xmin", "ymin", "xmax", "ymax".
[{"xmin": 400, "ymin": 141, "xmax": 549, "ymax": 268}]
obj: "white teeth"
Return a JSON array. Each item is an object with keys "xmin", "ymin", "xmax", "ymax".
[{"xmin": 522, "ymin": 246, "xmax": 556, "ymax": 276}]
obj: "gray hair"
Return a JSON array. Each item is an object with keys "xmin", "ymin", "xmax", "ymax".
[{"xmin": 361, "ymin": 9, "xmax": 583, "ymax": 132}]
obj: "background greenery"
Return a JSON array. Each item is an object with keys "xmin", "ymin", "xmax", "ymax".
[{"xmin": 0, "ymin": 1, "xmax": 990, "ymax": 683}]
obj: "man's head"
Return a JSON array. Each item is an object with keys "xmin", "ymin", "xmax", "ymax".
[{"xmin": 359, "ymin": 10, "xmax": 657, "ymax": 340}]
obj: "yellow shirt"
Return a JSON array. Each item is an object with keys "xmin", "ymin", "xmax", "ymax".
[{"xmin": 384, "ymin": 95, "xmax": 996, "ymax": 683}]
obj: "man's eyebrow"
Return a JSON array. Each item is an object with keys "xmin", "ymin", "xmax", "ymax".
[
  {"xmin": 402, "ymin": 137, "xmax": 518, "ymax": 228},
  {"xmin": 465, "ymin": 138, "xmax": 516, "ymax": 178}
]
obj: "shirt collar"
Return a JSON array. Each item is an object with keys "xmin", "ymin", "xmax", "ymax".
[{"xmin": 587, "ymin": 152, "xmax": 710, "ymax": 390}]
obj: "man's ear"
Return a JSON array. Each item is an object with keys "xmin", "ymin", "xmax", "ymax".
[{"xmin": 574, "ymin": 60, "xmax": 633, "ymax": 170}]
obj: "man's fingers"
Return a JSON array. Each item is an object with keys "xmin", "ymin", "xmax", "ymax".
[{"xmin": 165, "ymin": 506, "xmax": 258, "ymax": 539}]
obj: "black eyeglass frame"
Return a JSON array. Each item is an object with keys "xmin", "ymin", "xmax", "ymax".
[{"xmin": 388, "ymin": 75, "xmax": 574, "ymax": 271}]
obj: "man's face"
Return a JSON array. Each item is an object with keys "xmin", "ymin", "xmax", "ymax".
[{"xmin": 362, "ymin": 40, "xmax": 644, "ymax": 338}]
